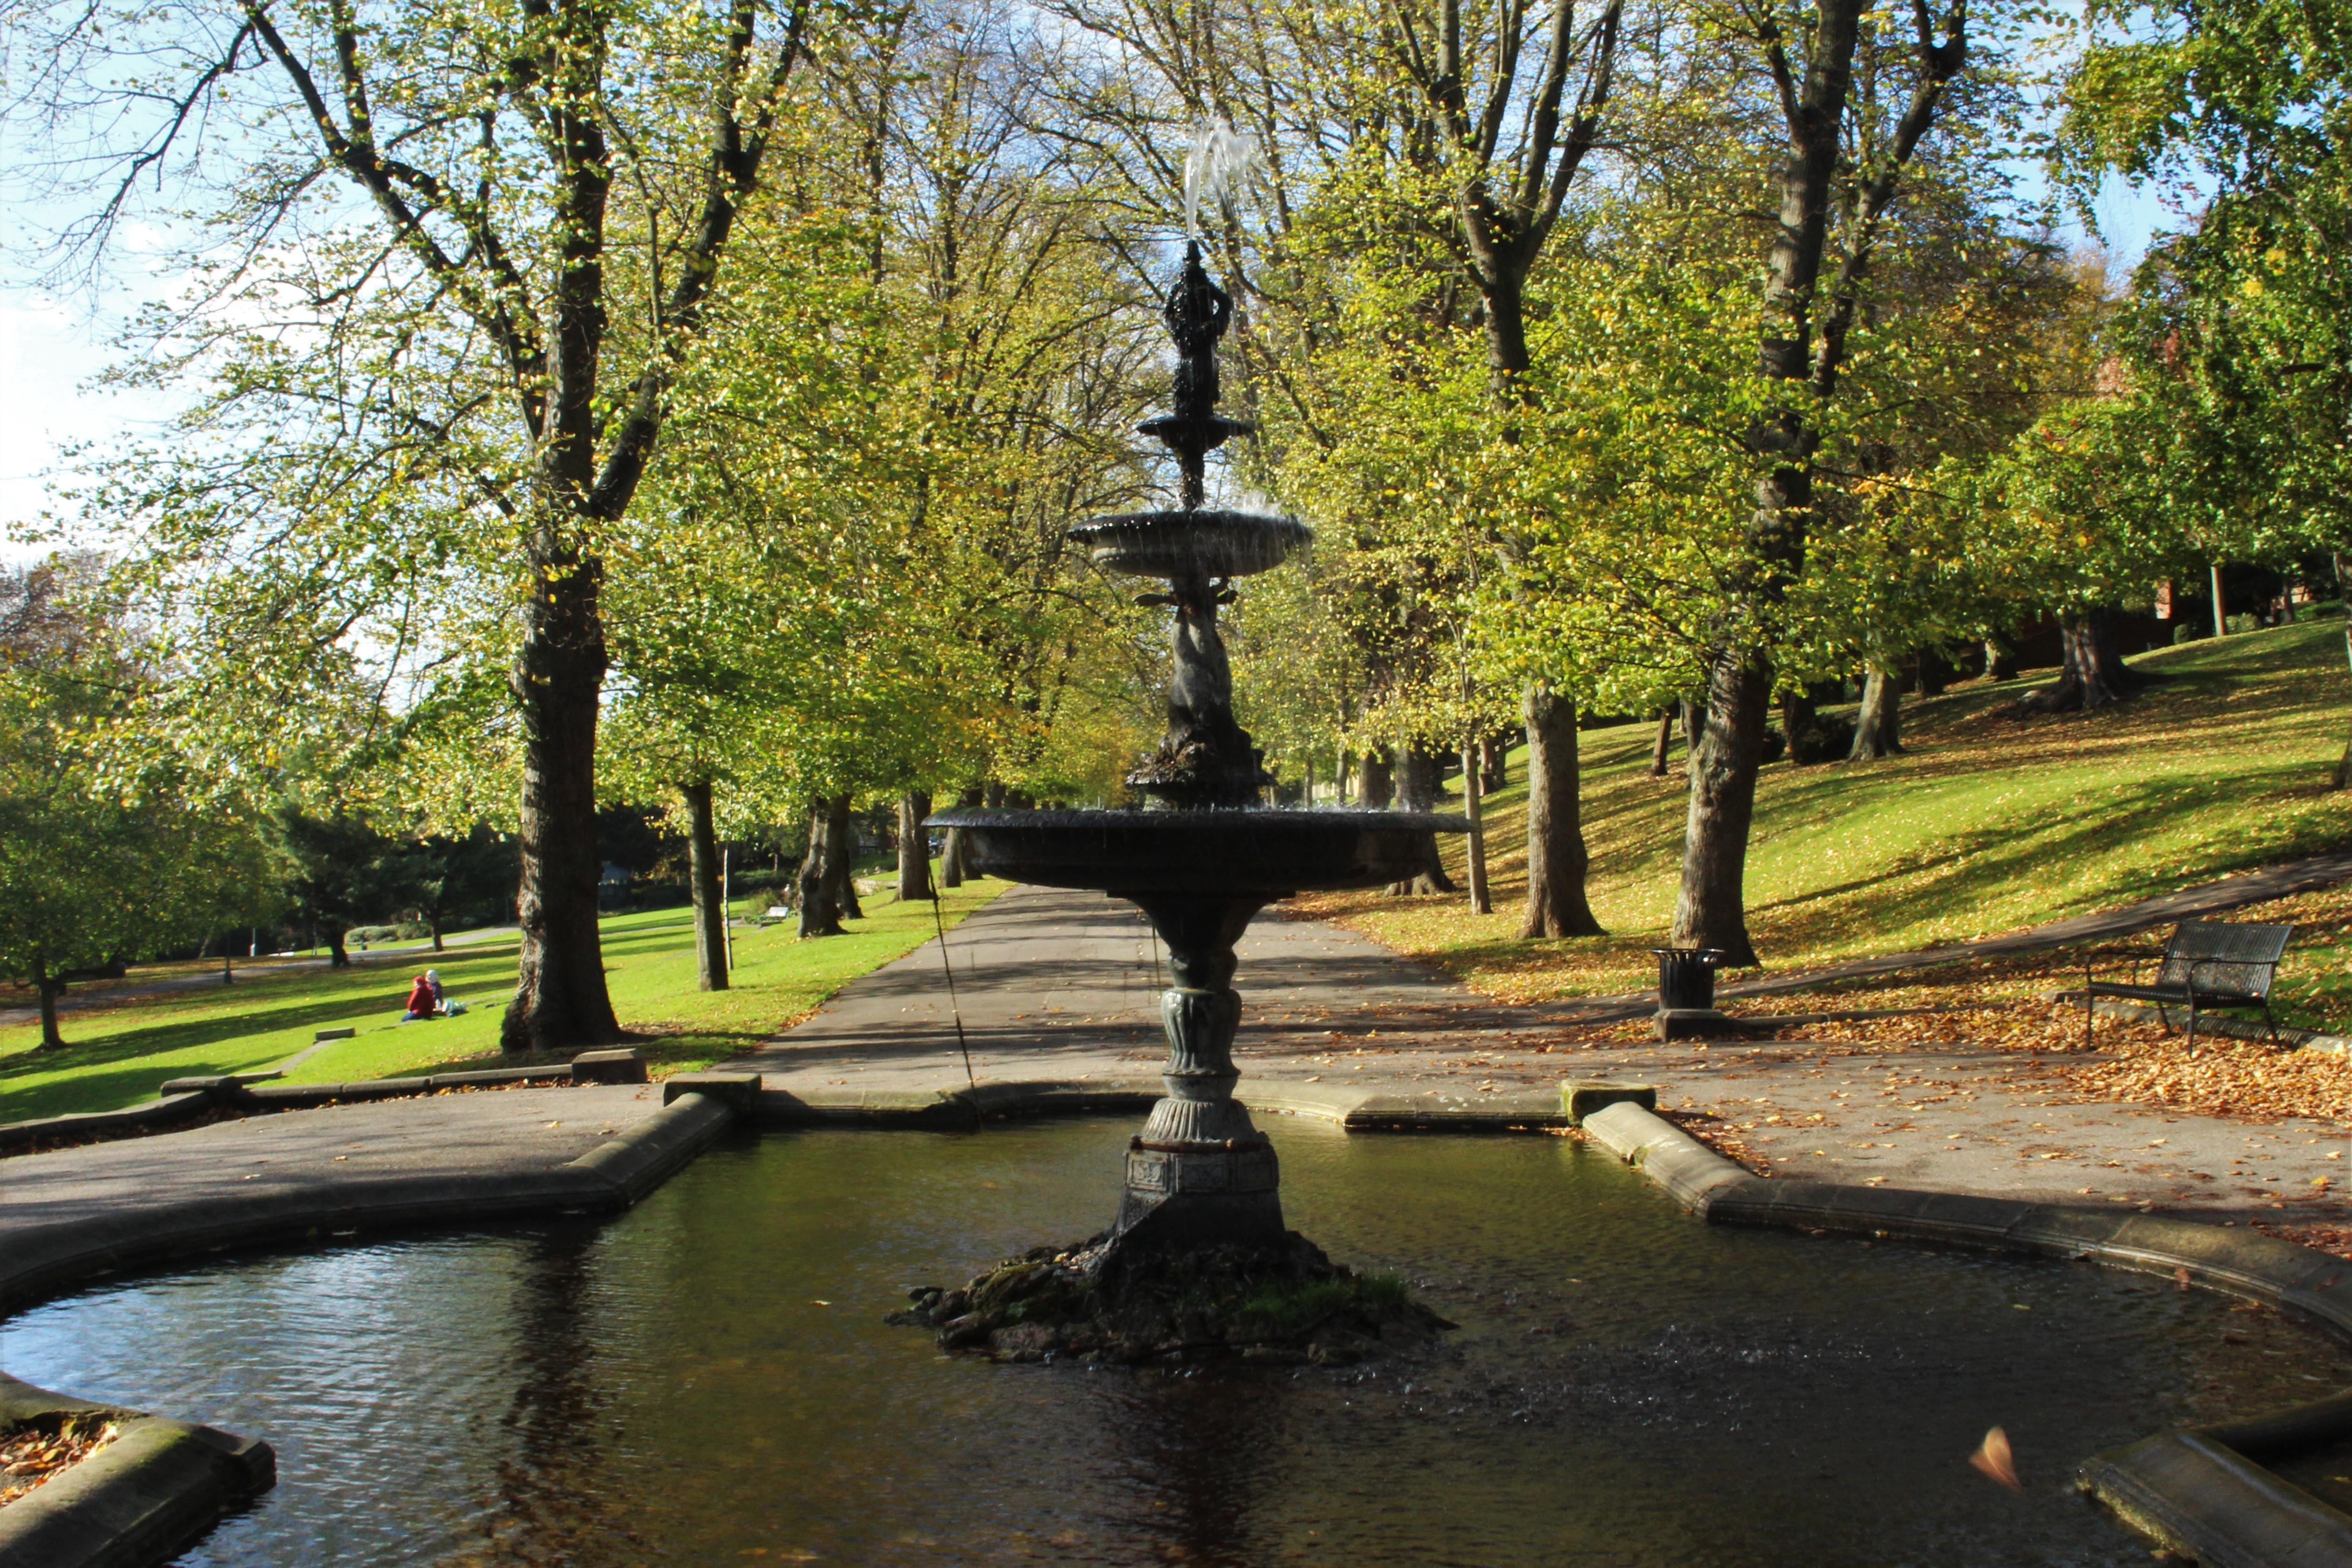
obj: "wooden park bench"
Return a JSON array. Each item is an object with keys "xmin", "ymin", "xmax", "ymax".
[{"xmin": 2081, "ymin": 919, "xmax": 2294, "ymax": 1050}]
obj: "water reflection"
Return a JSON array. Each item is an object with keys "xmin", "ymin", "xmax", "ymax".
[{"xmin": 5, "ymin": 1121, "xmax": 2348, "ymax": 1567}]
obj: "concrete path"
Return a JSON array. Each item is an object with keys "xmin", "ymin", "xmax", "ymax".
[
  {"xmin": 0, "ymin": 1084, "xmax": 667, "ymax": 1312},
  {"xmin": 726, "ymin": 884, "xmax": 2349, "ymax": 1226}
]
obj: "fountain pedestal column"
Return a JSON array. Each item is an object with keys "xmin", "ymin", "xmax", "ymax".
[{"xmin": 1112, "ymin": 893, "xmax": 1288, "ymax": 1253}]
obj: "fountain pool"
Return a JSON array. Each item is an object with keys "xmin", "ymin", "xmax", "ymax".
[{"xmin": 5, "ymin": 1118, "xmax": 2345, "ymax": 1566}]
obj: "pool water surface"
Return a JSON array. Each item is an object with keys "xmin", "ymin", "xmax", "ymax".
[{"xmin": 4, "ymin": 1119, "xmax": 2345, "ymax": 1566}]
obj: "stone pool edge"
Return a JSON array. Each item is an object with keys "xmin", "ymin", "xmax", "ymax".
[
  {"xmin": 0, "ymin": 1372, "xmax": 274, "ymax": 1568},
  {"xmin": 1581, "ymin": 1099, "xmax": 2352, "ymax": 1568}
]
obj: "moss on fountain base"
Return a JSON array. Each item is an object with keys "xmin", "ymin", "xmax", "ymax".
[{"xmin": 891, "ymin": 1231, "xmax": 1453, "ymax": 1366}]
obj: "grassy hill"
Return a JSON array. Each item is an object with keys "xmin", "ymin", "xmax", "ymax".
[
  {"xmin": 0, "ymin": 878, "xmax": 1006, "ymax": 1125},
  {"xmin": 1297, "ymin": 617, "xmax": 2352, "ymax": 1010}
]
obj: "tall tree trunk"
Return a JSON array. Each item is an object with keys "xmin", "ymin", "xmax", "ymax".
[
  {"xmin": 1913, "ymin": 648, "xmax": 1948, "ymax": 698},
  {"xmin": 1480, "ymin": 734, "xmax": 1508, "ymax": 795},
  {"xmin": 1335, "ymin": 748, "xmax": 1351, "ymax": 805},
  {"xmin": 1674, "ymin": 0, "xmax": 1962, "ymax": 972},
  {"xmin": 1671, "ymin": 654, "xmax": 1771, "ymax": 967},
  {"xmin": 429, "ymin": 911, "xmax": 445, "ymax": 952},
  {"xmin": 221, "ymin": 936, "xmax": 234, "ymax": 986},
  {"xmin": 797, "ymin": 800, "xmax": 844, "ymax": 937},
  {"xmin": 1681, "ymin": 698, "xmax": 1706, "ymax": 754},
  {"xmin": 2017, "ymin": 611, "xmax": 2146, "ymax": 713},
  {"xmin": 898, "ymin": 791, "xmax": 935, "ymax": 901},
  {"xmin": 1521, "ymin": 685, "xmax": 1604, "ymax": 937},
  {"xmin": 1360, "ymin": 748, "xmax": 1394, "ymax": 808},
  {"xmin": 1650, "ymin": 712, "xmax": 1673, "ymax": 776},
  {"xmin": 1389, "ymin": 746, "xmax": 1456, "ymax": 895},
  {"xmin": 940, "ymin": 785, "xmax": 980, "ymax": 886},
  {"xmin": 33, "ymin": 958, "xmax": 64, "ymax": 1050},
  {"xmin": 1850, "ymin": 668, "xmax": 1903, "ymax": 758},
  {"xmin": 682, "ymin": 779, "xmax": 728, "ymax": 991},
  {"xmin": 1461, "ymin": 732, "xmax": 1491, "ymax": 914},
  {"xmin": 1778, "ymin": 686, "xmax": 1816, "ymax": 763},
  {"xmin": 827, "ymin": 796, "xmax": 863, "ymax": 920},
  {"xmin": 1984, "ymin": 637, "xmax": 2017, "ymax": 681},
  {"xmin": 326, "ymin": 925, "xmax": 351, "ymax": 969},
  {"xmin": 504, "ymin": 556, "xmax": 623, "ymax": 1051}
]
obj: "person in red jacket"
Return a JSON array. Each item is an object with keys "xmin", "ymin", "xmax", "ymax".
[{"xmin": 401, "ymin": 974, "xmax": 437, "ymax": 1021}]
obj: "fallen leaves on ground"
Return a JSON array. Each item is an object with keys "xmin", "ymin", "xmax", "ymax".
[
  {"xmin": 2254, "ymin": 1220, "xmax": 2352, "ymax": 1261},
  {"xmin": 0, "ymin": 1418, "xmax": 117, "ymax": 1506}
]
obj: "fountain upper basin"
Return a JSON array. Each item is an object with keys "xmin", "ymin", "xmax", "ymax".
[
  {"xmin": 1067, "ymin": 508, "xmax": 1310, "ymax": 580},
  {"xmin": 927, "ymin": 807, "xmax": 1468, "ymax": 897}
]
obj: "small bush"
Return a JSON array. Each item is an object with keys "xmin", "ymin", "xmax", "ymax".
[
  {"xmin": 2172, "ymin": 622, "xmax": 2207, "ymax": 645},
  {"xmin": 2226, "ymin": 612, "xmax": 2262, "ymax": 634}
]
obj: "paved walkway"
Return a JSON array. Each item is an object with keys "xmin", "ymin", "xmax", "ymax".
[
  {"xmin": 0, "ymin": 1084, "xmax": 667, "ymax": 1313},
  {"xmin": 727, "ymin": 884, "xmax": 2349, "ymax": 1225}
]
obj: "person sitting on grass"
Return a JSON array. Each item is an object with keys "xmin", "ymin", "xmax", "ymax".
[
  {"xmin": 423, "ymin": 969, "xmax": 466, "ymax": 1017},
  {"xmin": 401, "ymin": 974, "xmax": 437, "ymax": 1022}
]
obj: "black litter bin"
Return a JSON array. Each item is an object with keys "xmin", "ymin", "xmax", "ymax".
[{"xmin": 1650, "ymin": 947, "xmax": 1726, "ymax": 1012}]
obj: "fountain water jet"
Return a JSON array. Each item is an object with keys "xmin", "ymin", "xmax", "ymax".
[{"xmin": 909, "ymin": 244, "xmax": 1466, "ymax": 1360}]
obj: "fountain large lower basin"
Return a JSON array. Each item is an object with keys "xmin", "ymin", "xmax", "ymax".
[
  {"xmin": 6, "ymin": 1120, "xmax": 2345, "ymax": 1567},
  {"xmin": 930, "ymin": 807, "xmax": 1468, "ymax": 895}
]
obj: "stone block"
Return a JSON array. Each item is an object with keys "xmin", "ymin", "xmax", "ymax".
[
  {"xmin": 570, "ymin": 1048, "xmax": 649, "ymax": 1085},
  {"xmin": 1561, "ymin": 1080, "xmax": 1657, "ymax": 1125},
  {"xmin": 313, "ymin": 1027, "xmax": 356, "ymax": 1043},
  {"xmin": 662, "ymin": 1071, "xmax": 763, "ymax": 1117},
  {"xmin": 157, "ymin": 1076, "xmax": 242, "ymax": 1103},
  {"xmin": 1654, "ymin": 1007, "xmax": 1740, "ymax": 1041}
]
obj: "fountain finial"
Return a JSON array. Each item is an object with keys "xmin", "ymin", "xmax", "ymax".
[{"xmin": 1138, "ymin": 242, "xmax": 1254, "ymax": 512}]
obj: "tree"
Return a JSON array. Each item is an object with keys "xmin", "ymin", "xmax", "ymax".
[
  {"xmin": 1667, "ymin": 0, "xmax": 1970, "ymax": 966},
  {"xmin": 0, "ymin": 561, "xmax": 278, "ymax": 1046},
  {"xmin": 268, "ymin": 805, "xmax": 407, "ymax": 969},
  {"xmin": 2056, "ymin": 0, "xmax": 2352, "ymax": 754},
  {"xmin": 396, "ymin": 827, "xmax": 520, "ymax": 952},
  {"xmin": 15, "ymin": 0, "xmax": 824, "ymax": 1052}
]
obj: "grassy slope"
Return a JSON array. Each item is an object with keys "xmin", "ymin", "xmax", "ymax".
[
  {"xmin": 0, "ymin": 876, "xmax": 1007, "ymax": 1124},
  {"xmin": 1298, "ymin": 619, "xmax": 2352, "ymax": 1009}
]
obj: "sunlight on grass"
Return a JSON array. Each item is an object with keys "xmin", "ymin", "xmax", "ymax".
[
  {"xmin": 0, "ymin": 876, "xmax": 1007, "ymax": 1123},
  {"xmin": 1297, "ymin": 620, "xmax": 2352, "ymax": 1008}
]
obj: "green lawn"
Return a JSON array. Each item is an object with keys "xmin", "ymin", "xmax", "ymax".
[
  {"xmin": 0, "ymin": 874, "xmax": 1007, "ymax": 1125},
  {"xmin": 1303, "ymin": 616, "xmax": 2352, "ymax": 1012}
]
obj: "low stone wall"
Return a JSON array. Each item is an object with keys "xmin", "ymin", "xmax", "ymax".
[{"xmin": 0, "ymin": 1053, "xmax": 649, "ymax": 1158}]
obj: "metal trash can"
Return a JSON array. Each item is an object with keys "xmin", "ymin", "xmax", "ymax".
[{"xmin": 1650, "ymin": 948, "xmax": 1726, "ymax": 1012}]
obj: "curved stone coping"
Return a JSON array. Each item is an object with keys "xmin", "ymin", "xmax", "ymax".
[
  {"xmin": 0, "ymin": 1373, "xmax": 274, "ymax": 1568},
  {"xmin": 0, "ymin": 1064, "xmax": 592, "ymax": 1157},
  {"xmin": 749, "ymin": 1076, "xmax": 1572, "ymax": 1133},
  {"xmin": 1580, "ymin": 1100, "xmax": 2352, "ymax": 1564},
  {"xmin": 0, "ymin": 1091, "xmax": 737, "ymax": 1321},
  {"xmin": 2081, "ymin": 1434, "xmax": 2352, "ymax": 1568}
]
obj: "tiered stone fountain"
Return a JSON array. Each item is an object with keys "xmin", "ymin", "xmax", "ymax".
[{"xmin": 912, "ymin": 245, "xmax": 1464, "ymax": 1359}]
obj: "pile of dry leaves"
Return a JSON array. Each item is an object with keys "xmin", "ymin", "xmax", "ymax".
[{"xmin": 0, "ymin": 1416, "xmax": 117, "ymax": 1506}]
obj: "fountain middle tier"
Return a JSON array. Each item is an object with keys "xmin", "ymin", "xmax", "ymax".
[{"xmin": 928, "ymin": 806, "xmax": 1465, "ymax": 1260}]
